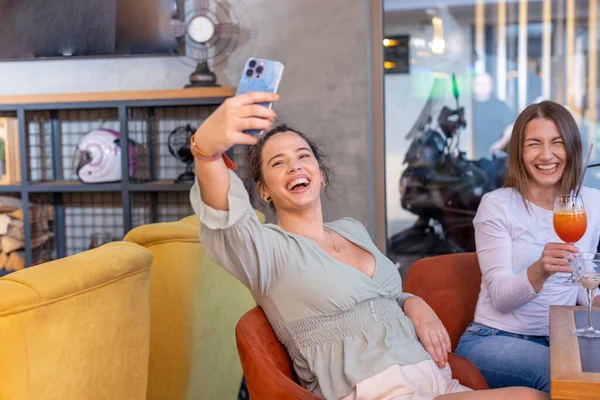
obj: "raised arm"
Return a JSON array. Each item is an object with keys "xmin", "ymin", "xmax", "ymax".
[
  {"xmin": 190, "ymin": 92, "xmax": 289, "ymax": 295},
  {"xmin": 192, "ymin": 92, "xmax": 279, "ymax": 210}
]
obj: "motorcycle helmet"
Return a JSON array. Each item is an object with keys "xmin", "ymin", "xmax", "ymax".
[{"xmin": 74, "ymin": 128, "xmax": 137, "ymax": 183}]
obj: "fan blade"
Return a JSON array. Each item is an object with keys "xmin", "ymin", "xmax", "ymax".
[
  {"xmin": 215, "ymin": 23, "xmax": 240, "ymax": 39},
  {"xmin": 169, "ymin": 19, "xmax": 187, "ymax": 38}
]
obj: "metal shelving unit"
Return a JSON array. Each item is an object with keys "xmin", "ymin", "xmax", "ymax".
[{"xmin": 0, "ymin": 87, "xmax": 235, "ymax": 268}]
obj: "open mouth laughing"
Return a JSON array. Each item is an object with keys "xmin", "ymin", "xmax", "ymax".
[
  {"xmin": 534, "ymin": 163, "xmax": 559, "ymax": 174},
  {"xmin": 286, "ymin": 175, "xmax": 311, "ymax": 193}
]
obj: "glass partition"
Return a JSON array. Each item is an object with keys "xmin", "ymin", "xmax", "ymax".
[{"xmin": 383, "ymin": 0, "xmax": 600, "ymax": 279}]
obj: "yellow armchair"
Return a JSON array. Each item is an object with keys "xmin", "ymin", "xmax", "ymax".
[
  {"xmin": 124, "ymin": 215, "xmax": 255, "ymax": 400},
  {"xmin": 0, "ymin": 242, "xmax": 153, "ymax": 400}
]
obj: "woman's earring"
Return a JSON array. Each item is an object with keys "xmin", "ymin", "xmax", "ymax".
[
  {"xmin": 321, "ymin": 180, "xmax": 326, "ymax": 189},
  {"xmin": 262, "ymin": 194, "xmax": 272, "ymax": 203}
]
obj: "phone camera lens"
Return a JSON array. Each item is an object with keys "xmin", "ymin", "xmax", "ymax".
[
  {"xmin": 249, "ymin": 60, "xmax": 257, "ymax": 68},
  {"xmin": 256, "ymin": 66, "xmax": 264, "ymax": 74},
  {"xmin": 246, "ymin": 69, "xmax": 253, "ymax": 77}
]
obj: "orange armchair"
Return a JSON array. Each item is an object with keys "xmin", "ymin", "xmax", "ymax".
[
  {"xmin": 236, "ymin": 308, "xmax": 320, "ymax": 400},
  {"xmin": 403, "ymin": 252, "xmax": 482, "ymax": 351},
  {"xmin": 236, "ymin": 304, "xmax": 488, "ymax": 400}
]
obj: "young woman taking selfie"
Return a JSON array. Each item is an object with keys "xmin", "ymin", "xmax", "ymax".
[{"xmin": 189, "ymin": 91, "xmax": 547, "ymax": 400}]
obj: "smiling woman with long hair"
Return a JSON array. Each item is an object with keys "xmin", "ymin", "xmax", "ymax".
[
  {"xmin": 455, "ymin": 101, "xmax": 600, "ymax": 393},
  {"xmin": 189, "ymin": 91, "xmax": 547, "ymax": 400}
]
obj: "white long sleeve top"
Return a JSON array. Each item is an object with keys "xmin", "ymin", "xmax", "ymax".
[{"xmin": 473, "ymin": 187, "xmax": 600, "ymax": 336}]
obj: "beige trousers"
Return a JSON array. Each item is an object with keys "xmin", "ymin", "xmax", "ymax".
[{"xmin": 315, "ymin": 360, "xmax": 472, "ymax": 400}]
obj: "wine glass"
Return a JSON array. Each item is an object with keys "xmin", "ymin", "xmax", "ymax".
[
  {"xmin": 568, "ymin": 253, "xmax": 600, "ymax": 338},
  {"xmin": 553, "ymin": 194, "xmax": 587, "ymax": 285}
]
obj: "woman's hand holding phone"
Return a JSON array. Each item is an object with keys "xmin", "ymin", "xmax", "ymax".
[{"xmin": 192, "ymin": 92, "xmax": 279, "ymax": 155}]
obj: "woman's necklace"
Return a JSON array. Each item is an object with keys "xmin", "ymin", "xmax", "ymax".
[{"xmin": 325, "ymin": 227, "xmax": 342, "ymax": 253}]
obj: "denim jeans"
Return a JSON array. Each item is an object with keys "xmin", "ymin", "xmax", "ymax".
[{"xmin": 455, "ymin": 322, "xmax": 550, "ymax": 393}]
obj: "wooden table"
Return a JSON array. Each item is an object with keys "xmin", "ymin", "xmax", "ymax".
[{"xmin": 550, "ymin": 305, "xmax": 600, "ymax": 399}]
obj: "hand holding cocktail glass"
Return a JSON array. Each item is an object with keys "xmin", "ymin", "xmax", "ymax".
[{"xmin": 553, "ymin": 143, "xmax": 593, "ymax": 285}]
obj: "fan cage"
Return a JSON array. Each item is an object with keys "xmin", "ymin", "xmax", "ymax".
[{"xmin": 171, "ymin": 1, "xmax": 241, "ymax": 68}]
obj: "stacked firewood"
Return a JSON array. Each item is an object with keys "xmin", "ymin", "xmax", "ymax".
[{"xmin": 0, "ymin": 196, "xmax": 54, "ymax": 272}]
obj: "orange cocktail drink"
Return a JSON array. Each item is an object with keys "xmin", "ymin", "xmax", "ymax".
[{"xmin": 554, "ymin": 211, "xmax": 587, "ymax": 244}]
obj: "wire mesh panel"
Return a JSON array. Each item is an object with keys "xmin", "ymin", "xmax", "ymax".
[
  {"xmin": 231, "ymin": 143, "xmax": 252, "ymax": 194},
  {"xmin": 59, "ymin": 109, "xmax": 119, "ymax": 181},
  {"xmin": 29, "ymin": 193, "xmax": 56, "ymax": 266},
  {"xmin": 131, "ymin": 192, "xmax": 195, "ymax": 228},
  {"xmin": 156, "ymin": 192, "xmax": 195, "ymax": 222},
  {"xmin": 131, "ymin": 193, "xmax": 150, "ymax": 228},
  {"xmin": 26, "ymin": 111, "xmax": 53, "ymax": 182},
  {"xmin": 63, "ymin": 192, "xmax": 123, "ymax": 256},
  {"xmin": 127, "ymin": 106, "xmax": 219, "ymax": 182},
  {"xmin": 26, "ymin": 109, "xmax": 119, "ymax": 182}
]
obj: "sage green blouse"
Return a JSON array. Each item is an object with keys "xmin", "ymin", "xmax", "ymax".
[{"xmin": 190, "ymin": 170, "xmax": 430, "ymax": 400}]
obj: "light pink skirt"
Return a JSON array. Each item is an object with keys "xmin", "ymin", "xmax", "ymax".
[{"xmin": 315, "ymin": 360, "xmax": 472, "ymax": 400}]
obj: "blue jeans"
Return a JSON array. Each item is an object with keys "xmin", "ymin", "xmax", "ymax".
[{"xmin": 455, "ymin": 322, "xmax": 550, "ymax": 393}]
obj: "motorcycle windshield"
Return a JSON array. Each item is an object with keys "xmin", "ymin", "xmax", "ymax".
[{"xmin": 404, "ymin": 78, "xmax": 447, "ymax": 142}]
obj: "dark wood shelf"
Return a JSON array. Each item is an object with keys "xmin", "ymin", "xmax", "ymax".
[
  {"xmin": 0, "ymin": 184, "xmax": 22, "ymax": 193},
  {"xmin": 26, "ymin": 180, "xmax": 193, "ymax": 193},
  {"xmin": 28, "ymin": 181, "xmax": 122, "ymax": 193},
  {"xmin": 129, "ymin": 181, "xmax": 194, "ymax": 192}
]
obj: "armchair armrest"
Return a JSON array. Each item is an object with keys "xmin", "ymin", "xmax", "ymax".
[{"xmin": 448, "ymin": 352, "xmax": 489, "ymax": 390}]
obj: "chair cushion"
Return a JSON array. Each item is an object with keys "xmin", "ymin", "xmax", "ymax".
[{"xmin": 403, "ymin": 253, "xmax": 481, "ymax": 351}]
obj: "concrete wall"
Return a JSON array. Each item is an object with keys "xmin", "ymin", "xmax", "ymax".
[{"xmin": 0, "ymin": 1, "xmax": 375, "ymax": 230}]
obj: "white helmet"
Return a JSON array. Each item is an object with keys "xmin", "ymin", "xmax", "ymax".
[{"xmin": 74, "ymin": 128, "xmax": 136, "ymax": 183}]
